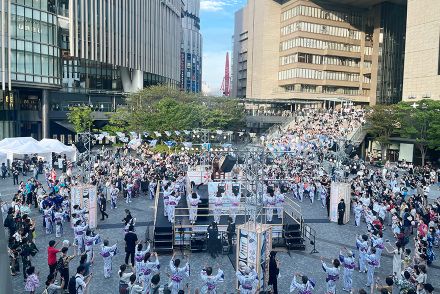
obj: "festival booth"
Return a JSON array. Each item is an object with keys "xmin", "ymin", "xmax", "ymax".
[
  {"xmin": 0, "ymin": 138, "xmax": 52, "ymax": 164},
  {"xmin": 236, "ymin": 222, "xmax": 272, "ymax": 292},
  {"xmin": 329, "ymin": 182, "xmax": 351, "ymax": 224},
  {"xmin": 70, "ymin": 185, "xmax": 98, "ymax": 229},
  {"xmin": 39, "ymin": 138, "xmax": 77, "ymax": 162}
]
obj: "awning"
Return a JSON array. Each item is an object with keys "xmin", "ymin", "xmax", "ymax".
[{"xmin": 54, "ymin": 120, "xmax": 76, "ymax": 132}]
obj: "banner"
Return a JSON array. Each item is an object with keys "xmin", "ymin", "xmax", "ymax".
[
  {"xmin": 70, "ymin": 185, "xmax": 98, "ymax": 229},
  {"xmin": 164, "ymin": 131, "xmax": 171, "ymax": 136}
]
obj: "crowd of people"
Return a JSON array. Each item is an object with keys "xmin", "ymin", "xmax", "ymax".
[{"xmin": 1, "ymin": 107, "xmax": 439, "ymax": 294}]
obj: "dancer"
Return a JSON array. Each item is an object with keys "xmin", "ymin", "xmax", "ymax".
[
  {"xmin": 275, "ymin": 188, "xmax": 285, "ymax": 219},
  {"xmin": 110, "ymin": 183, "xmax": 119, "ymax": 209},
  {"xmin": 100, "ymin": 239, "xmax": 118, "ymax": 278},
  {"xmin": 134, "ymin": 242, "xmax": 150, "ymax": 282},
  {"xmin": 213, "ymin": 191, "xmax": 223, "ymax": 224},
  {"xmin": 53, "ymin": 207, "xmax": 65, "ymax": 238},
  {"xmin": 229, "ymin": 189, "xmax": 240, "ymax": 224},
  {"xmin": 73, "ymin": 220, "xmax": 88, "ymax": 254},
  {"xmin": 236, "ymin": 265, "xmax": 258, "ymax": 294},
  {"xmin": 138, "ymin": 252, "xmax": 160, "ymax": 294},
  {"xmin": 371, "ymin": 232, "xmax": 384, "ymax": 267},
  {"xmin": 168, "ymin": 252, "xmax": 190, "ymax": 294},
  {"xmin": 290, "ymin": 273, "xmax": 315, "ymax": 294},
  {"xmin": 43, "ymin": 205, "xmax": 54, "ymax": 235},
  {"xmin": 200, "ymin": 266, "xmax": 224, "ymax": 293},
  {"xmin": 365, "ymin": 247, "xmax": 379, "ymax": 288},
  {"xmin": 264, "ymin": 191, "xmax": 276, "ymax": 222},
  {"xmin": 187, "ymin": 192, "xmax": 201, "ymax": 225},
  {"xmin": 356, "ymin": 234, "xmax": 369, "ymax": 273},
  {"xmin": 321, "ymin": 257, "xmax": 340, "ymax": 294},
  {"xmin": 167, "ymin": 191, "xmax": 181, "ymax": 223},
  {"xmin": 84, "ymin": 230, "xmax": 101, "ymax": 263},
  {"xmin": 339, "ymin": 247, "xmax": 355, "ymax": 292}
]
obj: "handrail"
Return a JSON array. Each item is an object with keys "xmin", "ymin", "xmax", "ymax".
[{"xmin": 153, "ymin": 181, "xmax": 161, "ymax": 228}]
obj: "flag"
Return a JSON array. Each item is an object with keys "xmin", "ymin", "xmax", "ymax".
[
  {"xmin": 183, "ymin": 130, "xmax": 191, "ymax": 135},
  {"xmin": 154, "ymin": 131, "xmax": 162, "ymax": 137},
  {"xmin": 174, "ymin": 131, "xmax": 181, "ymax": 136},
  {"xmin": 202, "ymin": 143, "xmax": 211, "ymax": 151},
  {"xmin": 216, "ymin": 130, "xmax": 223, "ymax": 135},
  {"xmin": 164, "ymin": 140, "xmax": 176, "ymax": 147},
  {"xmin": 149, "ymin": 139, "xmax": 158, "ymax": 147},
  {"xmin": 164, "ymin": 131, "xmax": 171, "ymax": 136},
  {"xmin": 182, "ymin": 142, "xmax": 192, "ymax": 148}
]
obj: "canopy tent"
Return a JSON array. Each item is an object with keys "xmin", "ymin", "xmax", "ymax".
[
  {"xmin": 0, "ymin": 137, "xmax": 39, "ymax": 149},
  {"xmin": 0, "ymin": 140, "xmax": 52, "ymax": 164},
  {"xmin": 39, "ymin": 138, "xmax": 77, "ymax": 162}
]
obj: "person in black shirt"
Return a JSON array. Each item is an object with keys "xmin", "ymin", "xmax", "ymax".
[
  {"xmin": 99, "ymin": 194, "xmax": 109, "ymax": 220},
  {"xmin": 124, "ymin": 226, "xmax": 138, "ymax": 266},
  {"xmin": 226, "ymin": 217, "xmax": 235, "ymax": 253},
  {"xmin": 338, "ymin": 199, "xmax": 346, "ymax": 225},
  {"xmin": 268, "ymin": 251, "xmax": 280, "ymax": 294}
]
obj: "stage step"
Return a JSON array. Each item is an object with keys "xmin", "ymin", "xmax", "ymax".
[
  {"xmin": 283, "ymin": 223, "xmax": 305, "ymax": 251},
  {"xmin": 153, "ymin": 226, "xmax": 173, "ymax": 253}
]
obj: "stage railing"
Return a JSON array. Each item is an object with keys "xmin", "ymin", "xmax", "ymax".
[
  {"xmin": 153, "ymin": 181, "xmax": 161, "ymax": 228},
  {"xmin": 283, "ymin": 197, "xmax": 302, "ymax": 225}
]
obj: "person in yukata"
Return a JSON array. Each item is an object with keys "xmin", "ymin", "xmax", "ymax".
[
  {"xmin": 264, "ymin": 191, "xmax": 276, "ymax": 222},
  {"xmin": 213, "ymin": 191, "xmax": 223, "ymax": 224},
  {"xmin": 100, "ymin": 239, "xmax": 118, "ymax": 278},
  {"xmin": 73, "ymin": 220, "xmax": 88, "ymax": 254},
  {"xmin": 168, "ymin": 252, "xmax": 190, "ymax": 294},
  {"xmin": 138, "ymin": 252, "xmax": 160, "ymax": 294},
  {"xmin": 187, "ymin": 192, "xmax": 201, "ymax": 225},
  {"xmin": 84, "ymin": 229, "xmax": 101, "ymax": 263},
  {"xmin": 200, "ymin": 266, "xmax": 224, "ymax": 293},
  {"xmin": 365, "ymin": 247, "xmax": 379, "ymax": 288},
  {"xmin": 371, "ymin": 232, "xmax": 384, "ymax": 267},
  {"xmin": 321, "ymin": 257, "xmax": 340, "ymax": 294},
  {"xmin": 236, "ymin": 265, "xmax": 258, "ymax": 294},
  {"xmin": 167, "ymin": 191, "xmax": 181, "ymax": 223},
  {"xmin": 356, "ymin": 234, "xmax": 369, "ymax": 273},
  {"xmin": 339, "ymin": 247, "xmax": 356, "ymax": 292},
  {"xmin": 134, "ymin": 242, "xmax": 150, "ymax": 282},
  {"xmin": 275, "ymin": 188, "xmax": 285, "ymax": 219},
  {"xmin": 290, "ymin": 273, "xmax": 315, "ymax": 294}
]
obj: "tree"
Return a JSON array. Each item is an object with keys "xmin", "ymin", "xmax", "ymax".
[
  {"xmin": 396, "ymin": 100, "xmax": 440, "ymax": 166},
  {"xmin": 106, "ymin": 85, "xmax": 245, "ymax": 133},
  {"xmin": 366, "ymin": 104, "xmax": 400, "ymax": 161},
  {"xmin": 67, "ymin": 106, "xmax": 93, "ymax": 133}
]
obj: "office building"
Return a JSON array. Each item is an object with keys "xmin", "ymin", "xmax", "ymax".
[
  {"xmin": 181, "ymin": 0, "xmax": 203, "ymax": 93},
  {"xmin": 232, "ymin": 0, "xmax": 407, "ymax": 106},
  {"xmin": 402, "ymin": 0, "xmax": 440, "ymax": 101},
  {"xmin": 0, "ymin": 0, "xmax": 183, "ymax": 140}
]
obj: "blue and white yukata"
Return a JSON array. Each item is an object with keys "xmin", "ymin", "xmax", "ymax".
[
  {"xmin": 167, "ymin": 195, "xmax": 181, "ymax": 223},
  {"xmin": 264, "ymin": 194, "xmax": 276, "ymax": 222},
  {"xmin": 53, "ymin": 211, "xmax": 65, "ymax": 238},
  {"xmin": 43, "ymin": 207, "xmax": 54, "ymax": 235},
  {"xmin": 372, "ymin": 235, "xmax": 384, "ymax": 267},
  {"xmin": 339, "ymin": 252, "xmax": 356, "ymax": 291},
  {"xmin": 200, "ymin": 268, "xmax": 224, "ymax": 294},
  {"xmin": 290, "ymin": 276, "xmax": 315, "ymax": 294},
  {"xmin": 356, "ymin": 238, "xmax": 368, "ymax": 272},
  {"xmin": 187, "ymin": 194, "xmax": 201, "ymax": 224},
  {"xmin": 168, "ymin": 258, "xmax": 190, "ymax": 294},
  {"xmin": 321, "ymin": 261, "xmax": 339, "ymax": 294},
  {"xmin": 354, "ymin": 204, "xmax": 363, "ymax": 227},
  {"xmin": 275, "ymin": 192, "xmax": 285, "ymax": 219},
  {"xmin": 134, "ymin": 245, "xmax": 150, "ymax": 281},
  {"xmin": 85, "ymin": 234, "xmax": 101, "ymax": 263},
  {"xmin": 100, "ymin": 243, "xmax": 118, "ymax": 278},
  {"xmin": 74, "ymin": 224, "xmax": 88, "ymax": 254},
  {"xmin": 236, "ymin": 269, "xmax": 258, "ymax": 294},
  {"xmin": 139, "ymin": 258, "xmax": 160, "ymax": 294},
  {"xmin": 365, "ymin": 253, "xmax": 379, "ymax": 287}
]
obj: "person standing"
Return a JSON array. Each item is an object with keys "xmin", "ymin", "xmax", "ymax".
[
  {"xmin": 268, "ymin": 251, "xmax": 280, "ymax": 294},
  {"xmin": 339, "ymin": 248, "xmax": 356, "ymax": 292},
  {"xmin": 57, "ymin": 247, "xmax": 75, "ymax": 291},
  {"xmin": 321, "ymin": 257, "xmax": 340, "ymax": 294},
  {"xmin": 188, "ymin": 192, "xmax": 201, "ymax": 225},
  {"xmin": 124, "ymin": 226, "xmax": 138, "ymax": 266},
  {"xmin": 200, "ymin": 266, "xmax": 224, "ymax": 293},
  {"xmin": 226, "ymin": 217, "xmax": 235, "ymax": 253},
  {"xmin": 168, "ymin": 252, "xmax": 190, "ymax": 294},
  {"xmin": 1, "ymin": 162, "xmax": 7, "ymax": 179},
  {"xmin": 13, "ymin": 165, "xmax": 19, "ymax": 185},
  {"xmin": 100, "ymin": 239, "xmax": 118, "ymax": 278},
  {"xmin": 99, "ymin": 193, "xmax": 109, "ymax": 221},
  {"xmin": 74, "ymin": 265, "xmax": 93, "ymax": 294},
  {"xmin": 207, "ymin": 222, "xmax": 219, "ymax": 259},
  {"xmin": 47, "ymin": 240, "xmax": 61, "ymax": 275},
  {"xmin": 236, "ymin": 265, "xmax": 258, "ymax": 294},
  {"xmin": 337, "ymin": 199, "xmax": 346, "ymax": 225}
]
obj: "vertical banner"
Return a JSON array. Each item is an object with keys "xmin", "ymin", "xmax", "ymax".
[
  {"xmin": 330, "ymin": 182, "xmax": 351, "ymax": 223},
  {"xmin": 70, "ymin": 185, "xmax": 98, "ymax": 229},
  {"xmin": 85, "ymin": 186, "xmax": 98, "ymax": 229}
]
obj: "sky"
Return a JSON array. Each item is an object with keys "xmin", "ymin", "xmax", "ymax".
[{"xmin": 200, "ymin": 0, "xmax": 247, "ymax": 95}]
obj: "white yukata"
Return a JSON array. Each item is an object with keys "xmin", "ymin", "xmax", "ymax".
[
  {"xmin": 187, "ymin": 194, "xmax": 201, "ymax": 224},
  {"xmin": 213, "ymin": 196, "xmax": 223, "ymax": 223},
  {"xmin": 339, "ymin": 252, "xmax": 355, "ymax": 291},
  {"xmin": 365, "ymin": 253, "xmax": 379, "ymax": 287},
  {"xmin": 275, "ymin": 192, "xmax": 285, "ymax": 219},
  {"xmin": 236, "ymin": 269, "xmax": 258, "ymax": 294},
  {"xmin": 264, "ymin": 194, "xmax": 276, "ymax": 222},
  {"xmin": 229, "ymin": 194, "xmax": 240, "ymax": 223},
  {"xmin": 372, "ymin": 236, "xmax": 384, "ymax": 267},
  {"xmin": 139, "ymin": 258, "xmax": 160, "ymax": 293},
  {"xmin": 168, "ymin": 259, "xmax": 190, "ymax": 294},
  {"xmin": 134, "ymin": 245, "xmax": 150, "ymax": 281},
  {"xmin": 200, "ymin": 269, "xmax": 224, "ymax": 294},
  {"xmin": 74, "ymin": 224, "xmax": 88, "ymax": 253},
  {"xmin": 100, "ymin": 243, "xmax": 117, "ymax": 278},
  {"xmin": 85, "ymin": 234, "xmax": 101, "ymax": 263},
  {"xmin": 356, "ymin": 239, "xmax": 368, "ymax": 272},
  {"xmin": 290, "ymin": 276, "xmax": 315, "ymax": 294},
  {"xmin": 167, "ymin": 195, "xmax": 181, "ymax": 223},
  {"xmin": 163, "ymin": 189, "xmax": 172, "ymax": 217},
  {"xmin": 321, "ymin": 262, "xmax": 339, "ymax": 294},
  {"xmin": 354, "ymin": 204, "xmax": 363, "ymax": 226},
  {"xmin": 53, "ymin": 211, "xmax": 64, "ymax": 237}
]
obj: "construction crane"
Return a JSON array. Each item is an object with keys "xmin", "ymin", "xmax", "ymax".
[{"xmin": 220, "ymin": 52, "xmax": 231, "ymax": 97}]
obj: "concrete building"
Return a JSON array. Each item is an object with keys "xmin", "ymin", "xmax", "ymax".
[
  {"xmin": 181, "ymin": 0, "xmax": 203, "ymax": 93},
  {"xmin": 232, "ymin": 0, "xmax": 407, "ymax": 106},
  {"xmin": 0, "ymin": 0, "xmax": 183, "ymax": 140},
  {"xmin": 402, "ymin": 0, "xmax": 440, "ymax": 101}
]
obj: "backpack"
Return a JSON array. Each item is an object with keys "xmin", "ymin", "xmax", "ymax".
[{"xmin": 68, "ymin": 275, "xmax": 82, "ymax": 294}]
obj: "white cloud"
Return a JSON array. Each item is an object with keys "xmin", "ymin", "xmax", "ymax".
[
  {"xmin": 200, "ymin": 0, "xmax": 241, "ymax": 12},
  {"xmin": 202, "ymin": 51, "xmax": 230, "ymax": 96}
]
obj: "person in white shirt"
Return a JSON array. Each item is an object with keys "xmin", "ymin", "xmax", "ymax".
[{"xmin": 75, "ymin": 265, "xmax": 92, "ymax": 294}]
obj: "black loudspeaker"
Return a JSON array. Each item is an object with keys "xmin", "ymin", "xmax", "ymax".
[
  {"xmin": 218, "ymin": 184, "xmax": 225, "ymax": 194},
  {"xmin": 232, "ymin": 185, "xmax": 240, "ymax": 195},
  {"xmin": 219, "ymin": 155, "xmax": 236, "ymax": 173},
  {"xmin": 237, "ymin": 155, "xmax": 245, "ymax": 164},
  {"xmin": 74, "ymin": 142, "xmax": 86, "ymax": 153},
  {"xmin": 267, "ymin": 186, "xmax": 274, "ymax": 193}
]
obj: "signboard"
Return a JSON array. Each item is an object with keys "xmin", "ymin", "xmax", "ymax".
[
  {"xmin": 330, "ymin": 182, "xmax": 351, "ymax": 224},
  {"xmin": 70, "ymin": 185, "xmax": 98, "ymax": 229}
]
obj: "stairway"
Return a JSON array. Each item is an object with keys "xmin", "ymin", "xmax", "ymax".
[
  {"xmin": 153, "ymin": 226, "xmax": 174, "ymax": 253},
  {"xmin": 283, "ymin": 222, "xmax": 305, "ymax": 251}
]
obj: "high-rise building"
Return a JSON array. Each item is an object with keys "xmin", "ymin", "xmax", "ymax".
[
  {"xmin": 180, "ymin": 0, "xmax": 203, "ymax": 93},
  {"xmin": 402, "ymin": 0, "xmax": 440, "ymax": 101},
  {"xmin": 231, "ymin": 0, "xmax": 407, "ymax": 106},
  {"xmin": 0, "ymin": 0, "xmax": 183, "ymax": 140}
]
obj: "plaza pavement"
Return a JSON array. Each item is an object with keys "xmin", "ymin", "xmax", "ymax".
[{"xmin": 0, "ymin": 174, "xmax": 439, "ymax": 293}]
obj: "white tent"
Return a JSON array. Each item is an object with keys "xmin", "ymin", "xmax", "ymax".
[
  {"xmin": 0, "ymin": 137, "xmax": 38, "ymax": 149},
  {"xmin": 39, "ymin": 138, "xmax": 77, "ymax": 162},
  {"xmin": 0, "ymin": 151, "xmax": 6, "ymax": 166},
  {"xmin": 0, "ymin": 140, "xmax": 52, "ymax": 164}
]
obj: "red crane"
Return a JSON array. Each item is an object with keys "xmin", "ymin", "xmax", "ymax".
[{"xmin": 220, "ymin": 52, "xmax": 231, "ymax": 96}]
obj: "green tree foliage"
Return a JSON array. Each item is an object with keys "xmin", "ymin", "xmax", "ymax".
[
  {"xmin": 67, "ymin": 106, "xmax": 93, "ymax": 133},
  {"xmin": 395, "ymin": 100, "xmax": 440, "ymax": 166},
  {"xmin": 366, "ymin": 104, "xmax": 400, "ymax": 159},
  {"xmin": 106, "ymin": 85, "xmax": 245, "ymax": 133}
]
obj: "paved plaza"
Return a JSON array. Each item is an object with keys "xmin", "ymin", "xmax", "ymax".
[{"xmin": 1, "ymin": 174, "xmax": 439, "ymax": 293}]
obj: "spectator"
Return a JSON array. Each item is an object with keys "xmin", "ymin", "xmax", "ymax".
[
  {"xmin": 124, "ymin": 226, "xmax": 138, "ymax": 266},
  {"xmin": 47, "ymin": 240, "xmax": 61, "ymax": 275}
]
